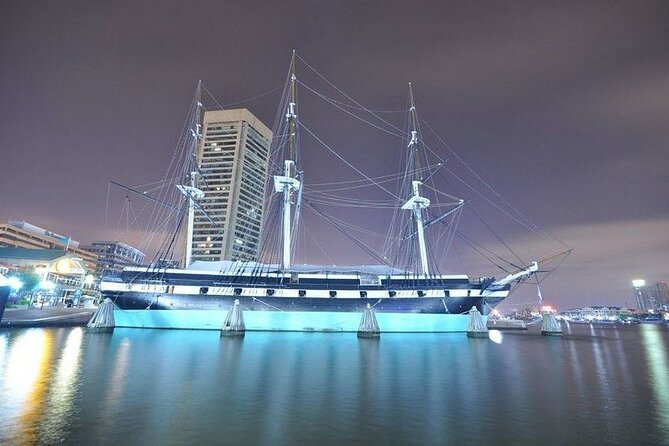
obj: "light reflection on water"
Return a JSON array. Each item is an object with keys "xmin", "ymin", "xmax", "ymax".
[
  {"xmin": 35, "ymin": 328, "xmax": 83, "ymax": 444},
  {"xmin": 1, "ymin": 329, "xmax": 54, "ymax": 444},
  {"xmin": 640, "ymin": 324, "xmax": 669, "ymax": 438},
  {"xmin": 0, "ymin": 325, "xmax": 667, "ymax": 445}
]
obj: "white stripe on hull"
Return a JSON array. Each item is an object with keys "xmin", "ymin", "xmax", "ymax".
[{"xmin": 101, "ymin": 282, "xmax": 507, "ymax": 298}]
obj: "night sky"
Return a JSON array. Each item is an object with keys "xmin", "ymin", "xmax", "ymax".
[{"xmin": 1, "ymin": 1, "xmax": 667, "ymax": 309}]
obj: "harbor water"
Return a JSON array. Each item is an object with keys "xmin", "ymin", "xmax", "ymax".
[{"xmin": 1, "ymin": 324, "xmax": 668, "ymax": 445}]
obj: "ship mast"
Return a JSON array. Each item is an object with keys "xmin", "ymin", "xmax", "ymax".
[
  {"xmin": 274, "ymin": 51, "xmax": 301, "ymax": 271},
  {"xmin": 178, "ymin": 84, "xmax": 205, "ymax": 268},
  {"xmin": 180, "ymin": 171, "xmax": 204, "ymax": 267},
  {"xmin": 401, "ymin": 83, "xmax": 430, "ymax": 275}
]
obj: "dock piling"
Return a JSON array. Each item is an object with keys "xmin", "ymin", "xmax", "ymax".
[
  {"xmin": 86, "ymin": 298, "xmax": 115, "ymax": 332},
  {"xmin": 541, "ymin": 312, "xmax": 563, "ymax": 336},
  {"xmin": 357, "ymin": 303, "xmax": 380, "ymax": 338},
  {"xmin": 467, "ymin": 306, "xmax": 489, "ymax": 338},
  {"xmin": 221, "ymin": 299, "xmax": 245, "ymax": 337}
]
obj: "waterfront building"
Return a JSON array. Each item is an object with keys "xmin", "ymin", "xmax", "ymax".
[
  {"xmin": 0, "ymin": 247, "xmax": 95, "ymax": 304},
  {"xmin": 191, "ymin": 109, "xmax": 272, "ymax": 263},
  {"xmin": 0, "ymin": 220, "xmax": 98, "ymax": 271},
  {"xmin": 82, "ymin": 241, "xmax": 145, "ymax": 275},
  {"xmin": 632, "ymin": 280, "xmax": 669, "ymax": 311}
]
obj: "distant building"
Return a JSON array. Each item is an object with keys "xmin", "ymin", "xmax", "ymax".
[
  {"xmin": 82, "ymin": 241, "xmax": 145, "ymax": 276},
  {"xmin": 152, "ymin": 259, "xmax": 181, "ymax": 269},
  {"xmin": 191, "ymin": 109, "xmax": 272, "ymax": 263},
  {"xmin": 560, "ymin": 306, "xmax": 631, "ymax": 322},
  {"xmin": 632, "ymin": 280, "xmax": 669, "ymax": 311},
  {"xmin": 0, "ymin": 220, "xmax": 97, "ymax": 270}
]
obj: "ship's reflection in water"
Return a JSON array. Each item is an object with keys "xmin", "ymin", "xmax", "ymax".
[{"xmin": 0, "ymin": 324, "xmax": 668, "ymax": 445}]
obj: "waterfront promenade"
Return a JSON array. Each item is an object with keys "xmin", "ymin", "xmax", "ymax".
[{"xmin": 0, "ymin": 306, "xmax": 94, "ymax": 327}]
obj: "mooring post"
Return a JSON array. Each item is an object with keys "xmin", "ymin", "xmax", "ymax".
[
  {"xmin": 86, "ymin": 298, "xmax": 116, "ymax": 332},
  {"xmin": 221, "ymin": 299, "xmax": 245, "ymax": 337},
  {"xmin": 541, "ymin": 312, "xmax": 563, "ymax": 336},
  {"xmin": 357, "ymin": 303, "xmax": 380, "ymax": 338},
  {"xmin": 467, "ymin": 306, "xmax": 489, "ymax": 338}
]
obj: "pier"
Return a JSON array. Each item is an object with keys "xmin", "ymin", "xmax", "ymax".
[{"xmin": 0, "ymin": 306, "xmax": 94, "ymax": 327}]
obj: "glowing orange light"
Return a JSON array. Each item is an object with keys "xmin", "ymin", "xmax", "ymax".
[{"xmin": 55, "ymin": 259, "xmax": 72, "ymax": 274}]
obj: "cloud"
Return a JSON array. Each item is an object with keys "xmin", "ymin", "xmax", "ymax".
[
  {"xmin": 345, "ymin": 1, "xmax": 667, "ymax": 108},
  {"xmin": 576, "ymin": 67, "xmax": 669, "ymax": 133}
]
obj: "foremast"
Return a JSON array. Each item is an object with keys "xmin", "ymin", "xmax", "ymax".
[
  {"xmin": 273, "ymin": 51, "xmax": 301, "ymax": 271},
  {"xmin": 401, "ymin": 84, "xmax": 431, "ymax": 276}
]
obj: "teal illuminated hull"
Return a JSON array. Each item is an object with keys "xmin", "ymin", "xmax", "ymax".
[{"xmin": 113, "ymin": 309, "xmax": 485, "ymax": 333}]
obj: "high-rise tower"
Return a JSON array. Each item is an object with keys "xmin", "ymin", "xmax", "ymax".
[
  {"xmin": 191, "ymin": 109, "xmax": 272, "ymax": 262},
  {"xmin": 632, "ymin": 280, "xmax": 669, "ymax": 311}
]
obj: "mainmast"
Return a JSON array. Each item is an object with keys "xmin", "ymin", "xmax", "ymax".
[
  {"xmin": 274, "ymin": 51, "xmax": 301, "ymax": 271},
  {"xmin": 179, "ymin": 171, "xmax": 204, "ymax": 267},
  {"xmin": 401, "ymin": 83, "xmax": 430, "ymax": 276},
  {"xmin": 178, "ymin": 84, "xmax": 205, "ymax": 268}
]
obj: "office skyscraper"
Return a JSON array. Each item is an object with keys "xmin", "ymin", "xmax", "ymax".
[
  {"xmin": 191, "ymin": 109, "xmax": 272, "ymax": 262},
  {"xmin": 633, "ymin": 280, "xmax": 669, "ymax": 311}
]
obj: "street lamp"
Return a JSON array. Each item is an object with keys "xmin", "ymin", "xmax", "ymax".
[{"xmin": 7, "ymin": 277, "xmax": 23, "ymax": 292}]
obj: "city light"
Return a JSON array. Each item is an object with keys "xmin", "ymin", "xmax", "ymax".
[
  {"xmin": 39, "ymin": 280, "xmax": 56, "ymax": 291},
  {"xmin": 632, "ymin": 279, "xmax": 646, "ymax": 287},
  {"xmin": 541, "ymin": 305, "xmax": 555, "ymax": 314},
  {"xmin": 34, "ymin": 266, "xmax": 48, "ymax": 279},
  {"xmin": 56, "ymin": 258, "xmax": 75, "ymax": 274},
  {"xmin": 488, "ymin": 330, "xmax": 503, "ymax": 344},
  {"xmin": 7, "ymin": 277, "xmax": 23, "ymax": 291},
  {"xmin": 84, "ymin": 274, "xmax": 95, "ymax": 285}
]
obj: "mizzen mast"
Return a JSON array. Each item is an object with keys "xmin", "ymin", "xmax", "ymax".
[
  {"xmin": 274, "ymin": 51, "xmax": 301, "ymax": 271},
  {"xmin": 401, "ymin": 83, "xmax": 431, "ymax": 275}
]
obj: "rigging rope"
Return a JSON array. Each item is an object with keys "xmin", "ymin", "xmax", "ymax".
[
  {"xmin": 298, "ymin": 80, "xmax": 405, "ymax": 138},
  {"xmin": 422, "ymin": 119, "xmax": 569, "ymax": 249},
  {"xmin": 301, "ymin": 122, "xmax": 400, "ymax": 200},
  {"xmin": 303, "ymin": 198, "xmax": 390, "ymax": 266},
  {"xmin": 200, "ymin": 83, "xmax": 284, "ymax": 110}
]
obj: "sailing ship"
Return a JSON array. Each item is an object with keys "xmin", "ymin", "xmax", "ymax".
[{"xmin": 99, "ymin": 53, "xmax": 550, "ymax": 332}]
